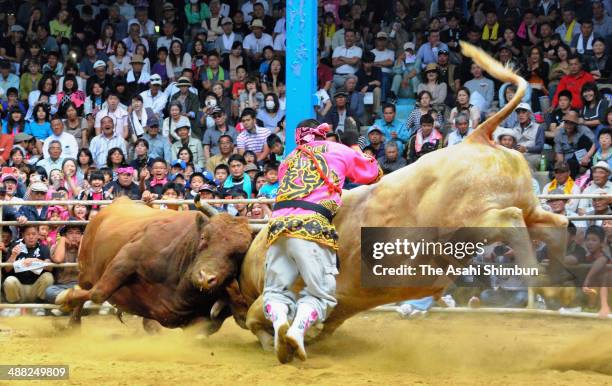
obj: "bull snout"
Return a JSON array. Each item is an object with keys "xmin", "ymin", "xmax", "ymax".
[{"xmin": 198, "ymin": 270, "xmax": 218, "ymax": 290}]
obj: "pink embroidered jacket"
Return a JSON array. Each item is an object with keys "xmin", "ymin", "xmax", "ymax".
[{"xmin": 267, "ymin": 140, "xmax": 382, "ymax": 249}]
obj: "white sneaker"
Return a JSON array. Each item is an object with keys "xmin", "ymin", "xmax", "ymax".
[
  {"xmin": 559, "ymin": 306, "xmax": 582, "ymax": 314},
  {"xmin": 33, "ymin": 308, "xmax": 46, "ymax": 316},
  {"xmin": 50, "ymin": 308, "xmax": 64, "ymax": 316},
  {"xmin": 285, "ymin": 326, "xmax": 307, "ymax": 361},
  {"xmin": 440, "ymin": 294, "xmax": 456, "ymax": 308}
]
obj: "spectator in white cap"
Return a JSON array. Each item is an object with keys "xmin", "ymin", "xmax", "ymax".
[
  {"xmin": 85, "ymin": 59, "xmax": 112, "ymax": 94},
  {"xmin": 139, "ymin": 74, "xmax": 168, "ymax": 118},
  {"xmin": 390, "ymin": 42, "xmax": 418, "ymax": 101},
  {"xmin": 512, "ymin": 102, "xmax": 545, "ymax": 170},
  {"xmin": 495, "ymin": 127, "xmax": 519, "ymax": 148},
  {"xmin": 243, "ymin": 19, "xmax": 273, "ymax": 62},
  {"xmin": 128, "ymin": 6, "xmax": 156, "ymax": 38},
  {"xmin": 578, "ymin": 161, "xmax": 612, "ymax": 215},
  {"xmin": 214, "ymin": 17, "xmax": 243, "ymax": 55},
  {"xmin": 79, "ymin": 43, "xmax": 108, "ymax": 81},
  {"xmin": 585, "ymin": 188, "xmax": 612, "ymax": 227}
]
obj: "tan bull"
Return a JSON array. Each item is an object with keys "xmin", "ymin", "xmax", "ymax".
[{"xmin": 234, "ymin": 42, "xmax": 569, "ymax": 350}]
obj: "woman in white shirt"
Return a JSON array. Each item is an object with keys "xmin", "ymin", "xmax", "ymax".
[
  {"xmin": 108, "ymin": 41, "xmax": 131, "ymax": 77},
  {"xmin": 26, "ymin": 74, "xmax": 58, "ymax": 121},
  {"xmin": 166, "ymin": 40, "xmax": 192, "ymax": 81}
]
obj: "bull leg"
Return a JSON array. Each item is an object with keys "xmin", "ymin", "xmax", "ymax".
[
  {"xmin": 245, "ymin": 295, "xmax": 274, "ymax": 351},
  {"xmin": 87, "ymin": 244, "xmax": 141, "ymax": 305},
  {"xmin": 225, "ymin": 279, "xmax": 249, "ymax": 329},
  {"xmin": 68, "ymin": 301, "xmax": 84, "ymax": 328}
]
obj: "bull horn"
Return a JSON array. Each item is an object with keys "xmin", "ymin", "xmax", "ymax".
[{"xmin": 194, "ymin": 194, "xmax": 219, "ymax": 217}]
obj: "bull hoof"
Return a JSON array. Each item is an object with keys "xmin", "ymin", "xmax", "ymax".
[{"xmin": 275, "ymin": 323, "xmax": 294, "ymax": 364}]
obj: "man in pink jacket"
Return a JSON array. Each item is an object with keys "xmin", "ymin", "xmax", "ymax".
[{"xmin": 263, "ymin": 119, "xmax": 382, "ymax": 363}]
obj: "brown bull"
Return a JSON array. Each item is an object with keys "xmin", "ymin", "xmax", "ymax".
[
  {"xmin": 233, "ymin": 42, "xmax": 569, "ymax": 350},
  {"xmin": 62, "ymin": 196, "xmax": 252, "ymax": 332}
]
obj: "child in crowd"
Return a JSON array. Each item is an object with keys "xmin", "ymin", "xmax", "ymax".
[
  {"xmin": 258, "ymin": 163, "xmax": 279, "ymax": 198},
  {"xmin": 214, "ymin": 164, "xmax": 229, "ymax": 188},
  {"xmin": 267, "ymin": 134, "xmax": 284, "ymax": 163}
]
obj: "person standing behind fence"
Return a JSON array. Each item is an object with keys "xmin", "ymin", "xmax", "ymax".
[
  {"xmin": 44, "ymin": 220, "xmax": 83, "ymax": 306},
  {"xmin": 1, "ymin": 225, "xmax": 54, "ymax": 307}
]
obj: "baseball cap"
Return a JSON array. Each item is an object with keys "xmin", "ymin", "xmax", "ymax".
[
  {"xmin": 515, "ymin": 102, "xmax": 532, "ymax": 112},
  {"xmin": 553, "ymin": 161, "xmax": 570, "ymax": 172},
  {"xmin": 200, "ymin": 183, "xmax": 217, "ymax": 194},
  {"xmin": 93, "ymin": 60, "xmax": 106, "ymax": 69},
  {"xmin": 150, "ymin": 74, "xmax": 162, "ymax": 85},
  {"xmin": 146, "ymin": 116, "xmax": 160, "ymax": 127},
  {"xmin": 403, "ymin": 42, "xmax": 415, "ymax": 51},
  {"xmin": 30, "ymin": 182, "xmax": 49, "ymax": 193},
  {"xmin": 13, "ymin": 133, "xmax": 33, "ymax": 143},
  {"xmin": 221, "ymin": 17, "xmax": 233, "ymax": 25},
  {"xmin": 376, "ymin": 31, "xmax": 388, "ymax": 39},
  {"xmin": 244, "ymin": 163, "xmax": 259, "ymax": 173},
  {"xmin": 1, "ymin": 174, "xmax": 17, "ymax": 183},
  {"xmin": 592, "ymin": 161, "xmax": 612, "ymax": 175},
  {"xmin": 10, "ymin": 25, "xmax": 25, "ymax": 33},
  {"xmin": 438, "ymin": 48, "xmax": 449, "ymax": 55},
  {"xmin": 59, "ymin": 217, "xmax": 86, "ymax": 236},
  {"xmin": 176, "ymin": 77, "xmax": 192, "ymax": 87},
  {"xmin": 367, "ymin": 125, "xmax": 383, "ymax": 135},
  {"xmin": 174, "ymin": 117, "xmax": 191, "ymax": 131},
  {"xmin": 171, "ymin": 159, "xmax": 187, "ymax": 169}
]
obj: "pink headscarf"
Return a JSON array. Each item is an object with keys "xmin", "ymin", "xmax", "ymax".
[{"xmin": 295, "ymin": 123, "xmax": 331, "ymax": 145}]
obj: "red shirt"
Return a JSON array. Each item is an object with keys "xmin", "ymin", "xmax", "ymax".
[
  {"xmin": 0, "ymin": 134, "xmax": 13, "ymax": 162},
  {"xmin": 317, "ymin": 64, "xmax": 333, "ymax": 88},
  {"xmin": 552, "ymin": 71, "xmax": 595, "ymax": 109}
]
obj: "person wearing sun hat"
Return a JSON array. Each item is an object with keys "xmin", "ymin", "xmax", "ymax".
[
  {"xmin": 243, "ymin": 19, "xmax": 273, "ymax": 61},
  {"xmin": 577, "ymin": 160, "xmax": 612, "ymax": 215},
  {"xmin": 126, "ymin": 54, "xmax": 151, "ymax": 88}
]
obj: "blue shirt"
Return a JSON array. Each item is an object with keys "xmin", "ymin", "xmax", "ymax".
[
  {"xmin": 415, "ymin": 42, "xmax": 449, "ymax": 69},
  {"xmin": 373, "ymin": 118, "xmax": 410, "ymax": 155},
  {"xmin": 142, "ymin": 133, "xmax": 172, "ymax": 164},
  {"xmin": 258, "ymin": 182, "xmax": 278, "ymax": 198},
  {"xmin": 25, "ymin": 121, "xmax": 52, "ymax": 140}
]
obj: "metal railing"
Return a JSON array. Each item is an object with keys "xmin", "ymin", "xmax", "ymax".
[{"xmin": 1, "ymin": 196, "xmax": 611, "ymax": 315}]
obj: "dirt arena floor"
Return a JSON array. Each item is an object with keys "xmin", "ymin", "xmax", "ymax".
[{"xmin": 0, "ymin": 311, "xmax": 611, "ymax": 386}]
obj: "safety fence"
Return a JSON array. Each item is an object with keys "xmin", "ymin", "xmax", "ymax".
[{"xmin": 0, "ymin": 196, "xmax": 611, "ymax": 316}]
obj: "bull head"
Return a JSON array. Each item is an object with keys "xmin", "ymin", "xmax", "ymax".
[{"xmin": 190, "ymin": 213, "xmax": 253, "ymax": 292}]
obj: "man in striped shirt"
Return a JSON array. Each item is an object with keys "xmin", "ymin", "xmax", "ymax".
[{"xmin": 237, "ymin": 108, "xmax": 271, "ymax": 162}]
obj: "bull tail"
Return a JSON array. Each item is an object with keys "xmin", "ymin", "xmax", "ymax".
[
  {"xmin": 116, "ymin": 311, "xmax": 126, "ymax": 325},
  {"xmin": 460, "ymin": 41, "xmax": 527, "ymax": 145}
]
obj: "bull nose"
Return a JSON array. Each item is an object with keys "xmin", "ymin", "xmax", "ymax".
[{"xmin": 198, "ymin": 270, "xmax": 218, "ymax": 289}]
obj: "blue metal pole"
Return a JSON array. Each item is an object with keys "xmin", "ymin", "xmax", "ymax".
[{"xmin": 285, "ymin": 0, "xmax": 318, "ymax": 156}]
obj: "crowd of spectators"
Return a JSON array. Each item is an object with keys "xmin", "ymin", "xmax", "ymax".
[{"xmin": 0, "ymin": 0, "xmax": 610, "ymax": 316}]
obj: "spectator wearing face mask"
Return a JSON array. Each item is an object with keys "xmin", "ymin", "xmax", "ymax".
[{"xmin": 256, "ymin": 93, "xmax": 284, "ymax": 130}]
